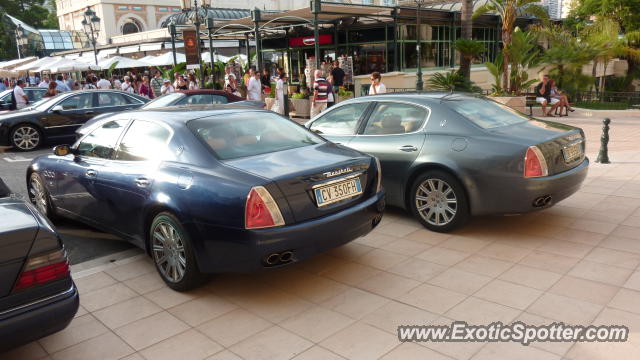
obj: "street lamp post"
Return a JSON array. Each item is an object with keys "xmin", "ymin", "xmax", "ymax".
[
  {"xmin": 15, "ymin": 24, "xmax": 27, "ymax": 59},
  {"xmin": 415, "ymin": 0, "xmax": 425, "ymax": 91},
  {"xmin": 168, "ymin": 19, "xmax": 178, "ymax": 67},
  {"xmin": 81, "ymin": 6, "xmax": 101, "ymax": 66},
  {"xmin": 180, "ymin": 0, "xmax": 208, "ymax": 86},
  {"xmin": 206, "ymin": 16, "xmax": 215, "ymax": 84}
]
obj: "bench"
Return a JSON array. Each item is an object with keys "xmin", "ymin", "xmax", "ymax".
[{"xmin": 525, "ymin": 93, "xmax": 537, "ymax": 116}]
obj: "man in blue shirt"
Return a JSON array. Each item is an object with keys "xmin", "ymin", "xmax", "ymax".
[
  {"xmin": 0, "ymin": 78, "xmax": 6, "ymax": 91},
  {"xmin": 55, "ymin": 75, "xmax": 71, "ymax": 92}
]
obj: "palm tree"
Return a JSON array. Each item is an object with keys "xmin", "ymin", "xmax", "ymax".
[
  {"xmin": 459, "ymin": 0, "xmax": 474, "ymax": 80},
  {"xmin": 454, "ymin": 39, "xmax": 486, "ymax": 79},
  {"xmin": 473, "ymin": 0, "xmax": 548, "ymax": 92}
]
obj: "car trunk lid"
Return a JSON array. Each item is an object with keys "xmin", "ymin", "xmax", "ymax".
[
  {"xmin": 224, "ymin": 143, "xmax": 376, "ymax": 223},
  {"xmin": 0, "ymin": 199, "xmax": 38, "ymax": 298}
]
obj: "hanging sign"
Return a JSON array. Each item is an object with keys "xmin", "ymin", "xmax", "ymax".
[
  {"xmin": 289, "ymin": 34, "xmax": 333, "ymax": 47},
  {"xmin": 183, "ymin": 29, "xmax": 199, "ymax": 65}
]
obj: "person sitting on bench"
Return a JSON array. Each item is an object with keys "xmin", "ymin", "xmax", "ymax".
[
  {"xmin": 534, "ymin": 75, "xmax": 560, "ymax": 117},
  {"xmin": 550, "ymin": 79, "xmax": 574, "ymax": 116}
]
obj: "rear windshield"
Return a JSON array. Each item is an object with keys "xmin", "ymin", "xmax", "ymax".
[
  {"xmin": 445, "ymin": 98, "xmax": 528, "ymax": 129},
  {"xmin": 188, "ymin": 112, "xmax": 324, "ymax": 160}
]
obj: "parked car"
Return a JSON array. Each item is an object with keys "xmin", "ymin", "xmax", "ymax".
[
  {"xmin": 0, "ymin": 90, "xmax": 149, "ymax": 151},
  {"xmin": 0, "ymin": 177, "xmax": 78, "ymax": 352},
  {"xmin": 0, "ymin": 87, "xmax": 47, "ymax": 112},
  {"xmin": 75, "ymin": 89, "xmax": 265, "ymax": 139},
  {"xmin": 305, "ymin": 93, "xmax": 589, "ymax": 232},
  {"xmin": 27, "ymin": 106, "xmax": 385, "ymax": 291}
]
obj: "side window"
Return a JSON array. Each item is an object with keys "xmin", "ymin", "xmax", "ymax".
[
  {"xmin": 363, "ymin": 103, "xmax": 428, "ymax": 135},
  {"xmin": 115, "ymin": 120, "xmax": 172, "ymax": 161},
  {"xmin": 124, "ymin": 95, "xmax": 144, "ymax": 104},
  {"xmin": 212, "ymin": 95, "xmax": 228, "ymax": 104},
  {"xmin": 57, "ymin": 93, "xmax": 93, "ymax": 110},
  {"xmin": 97, "ymin": 93, "xmax": 129, "ymax": 107},
  {"xmin": 309, "ymin": 103, "xmax": 369, "ymax": 135},
  {"xmin": 76, "ymin": 120, "xmax": 129, "ymax": 159},
  {"xmin": 27, "ymin": 90, "xmax": 45, "ymax": 102}
]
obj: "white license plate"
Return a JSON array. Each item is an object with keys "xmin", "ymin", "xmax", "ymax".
[
  {"xmin": 562, "ymin": 143, "xmax": 583, "ymax": 162},
  {"xmin": 314, "ymin": 178, "xmax": 363, "ymax": 207}
]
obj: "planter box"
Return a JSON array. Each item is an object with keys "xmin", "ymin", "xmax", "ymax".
[
  {"xmin": 290, "ymin": 98, "xmax": 310, "ymax": 118},
  {"xmin": 491, "ymin": 96, "xmax": 526, "ymax": 113},
  {"xmin": 265, "ymin": 97, "xmax": 276, "ymax": 111},
  {"xmin": 336, "ymin": 95, "xmax": 353, "ymax": 104}
]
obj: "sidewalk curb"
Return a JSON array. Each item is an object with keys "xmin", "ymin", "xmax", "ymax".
[{"xmin": 71, "ymin": 248, "xmax": 146, "ymax": 279}]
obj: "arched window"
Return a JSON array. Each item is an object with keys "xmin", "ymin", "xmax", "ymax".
[{"xmin": 122, "ymin": 19, "xmax": 142, "ymax": 35}]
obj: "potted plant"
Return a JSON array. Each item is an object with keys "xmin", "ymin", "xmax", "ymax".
[
  {"xmin": 336, "ymin": 87, "xmax": 354, "ymax": 103},
  {"xmin": 290, "ymin": 92, "xmax": 310, "ymax": 118}
]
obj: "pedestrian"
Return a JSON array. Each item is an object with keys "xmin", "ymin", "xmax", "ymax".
[
  {"xmin": 368, "ymin": 72, "xmax": 386, "ymax": 95},
  {"xmin": 225, "ymin": 73, "xmax": 239, "ymax": 96},
  {"xmin": 330, "ymin": 60, "xmax": 345, "ymax": 88},
  {"xmin": 272, "ymin": 71, "xmax": 286, "ymax": 115},
  {"xmin": 55, "ymin": 75, "xmax": 71, "ymax": 93},
  {"xmin": 161, "ymin": 78, "xmax": 175, "ymax": 95},
  {"xmin": 261, "ymin": 69, "xmax": 271, "ymax": 93},
  {"xmin": 0, "ymin": 78, "xmax": 5, "ymax": 92},
  {"xmin": 44, "ymin": 81, "xmax": 58, "ymax": 98},
  {"xmin": 150, "ymin": 70, "xmax": 163, "ymax": 97},
  {"xmin": 139, "ymin": 76, "xmax": 154, "ymax": 99},
  {"xmin": 13, "ymin": 79, "xmax": 28, "ymax": 110},
  {"xmin": 188, "ymin": 73, "xmax": 198, "ymax": 90},
  {"xmin": 83, "ymin": 76, "xmax": 97, "ymax": 90},
  {"xmin": 176, "ymin": 74, "xmax": 188, "ymax": 90},
  {"xmin": 121, "ymin": 76, "xmax": 134, "ymax": 93},
  {"xmin": 535, "ymin": 74, "xmax": 560, "ymax": 116},
  {"xmin": 311, "ymin": 69, "xmax": 329, "ymax": 117},
  {"xmin": 38, "ymin": 76, "xmax": 50, "ymax": 88},
  {"xmin": 96, "ymin": 74, "xmax": 111, "ymax": 89},
  {"xmin": 112, "ymin": 75, "xmax": 121, "ymax": 89},
  {"xmin": 247, "ymin": 68, "xmax": 261, "ymax": 101},
  {"xmin": 133, "ymin": 75, "xmax": 143, "ymax": 94},
  {"xmin": 63, "ymin": 73, "xmax": 74, "ymax": 91}
]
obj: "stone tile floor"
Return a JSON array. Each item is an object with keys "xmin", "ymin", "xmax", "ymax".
[{"xmin": 4, "ymin": 112, "xmax": 640, "ymax": 360}]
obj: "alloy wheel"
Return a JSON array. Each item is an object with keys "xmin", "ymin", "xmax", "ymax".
[
  {"xmin": 30, "ymin": 175, "xmax": 48, "ymax": 216},
  {"xmin": 415, "ymin": 178, "xmax": 458, "ymax": 226},
  {"xmin": 152, "ymin": 221, "xmax": 187, "ymax": 283},
  {"xmin": 12, "ymin": 126, "xmax": 40, "ymax": 150}
]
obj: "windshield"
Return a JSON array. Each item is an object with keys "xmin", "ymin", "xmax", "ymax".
[
  {"xmin": 188, "ymin": 112, "xmax": 324, "ymax": 160},
  {"xmin": 446, "ymin": 98, "xmax": 528, "ymax": 129},
  {"xmin": 141, "ymin": 93, "xmax": 185, "ymax": 109}
]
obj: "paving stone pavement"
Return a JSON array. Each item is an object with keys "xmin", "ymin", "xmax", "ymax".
[{"xmin": 4, "ymin": 111, "xmax": 640, "ymax": 360}]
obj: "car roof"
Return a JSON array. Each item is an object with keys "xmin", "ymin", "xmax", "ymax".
[
  {"xmin": 177, "ymin": 89, "xmax": 243, "ymax": 101},
  {"xmin": 124, "ymin": 104, "xmax": 269, "ymax": 124},
  {"xmin": 348, "ymin": 91, "xmax": 484, "ymax": 106}
]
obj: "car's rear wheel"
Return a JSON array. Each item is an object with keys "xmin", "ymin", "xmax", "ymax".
[
  {"xmin": 29, "ymin": 172, "xmax": 56, "ymax": 219},
  {"xmin": 11, "ymin": 124, "xmax": 42, "ymax": 151},
  {"xmin": 150, "ymin": 212, "xmax": 205, "ymax": 291},
  {"xmin": 410, "ymin": 170, "xmax": 469, "ymax": 233}
]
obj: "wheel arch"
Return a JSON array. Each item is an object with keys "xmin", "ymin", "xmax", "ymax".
[{"xmin": 404, "ymin": 162, "xmax": 472, "ymax": 213}]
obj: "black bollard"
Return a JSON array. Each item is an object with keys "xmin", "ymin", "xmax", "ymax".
[{"xmin": 596, "ymin": 118, "xmax": 611, "ymax": 164}]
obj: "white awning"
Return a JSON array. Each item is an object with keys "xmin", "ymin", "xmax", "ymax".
[
  {"xmin": 14, "ymin": 57, "xmax": 60, "ymax": 72},
  {"xmin": 119, "ymin": 45, "xmax": 140, "ymax": 54},
  {"xmin": 163, "ymin": 42, "xmax": 184, "ymax": 48},
  {"xmin": 98, "ymin": 48, "xmax": 118, "ymax": 57},
  {"xmin": 98, "ymin": 56, "xmax": 151, "ymax": 69},
  {"xmin": 202, "ymin": 40, "xmax": 240, "ymax": 48},
  {"xmin": 139, "ymin": 43, "xmax": 163, "ymax": 51},
  {"xmin": 144, "ymin": 52, "xmax": 186, "ymax": 66}
]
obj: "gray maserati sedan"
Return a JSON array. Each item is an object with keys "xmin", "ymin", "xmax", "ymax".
[{"xmin": 305, "ymin": 93, "xmax": 588, "ymax": 232}]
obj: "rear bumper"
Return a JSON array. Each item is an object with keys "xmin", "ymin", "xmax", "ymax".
[
  {"xmin": 192, "ymin": 191, "xmax": 386, "ymax": 273},
  {"xmin": 0, "ymin": 284, "xmax": 79, "ymax": 352},
  {"xmin": 471, "ymin": 158, "xmax": 589, "ymax": 215}
]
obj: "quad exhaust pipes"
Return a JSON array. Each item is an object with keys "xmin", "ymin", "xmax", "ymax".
[
  {"xmin": 532, "ymin": 195, "xmax": 552, "ymax": 208},
  {"xmin": 264, "ymin": 250, "xmax": 294, "ymax": 266}
]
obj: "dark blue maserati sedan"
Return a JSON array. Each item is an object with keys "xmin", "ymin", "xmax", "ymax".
[{"xmin": 27, "ymin": 106, "xmax": 385, "ymax": 291}]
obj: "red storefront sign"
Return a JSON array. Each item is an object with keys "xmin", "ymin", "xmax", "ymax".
[
  {"xmin": 289, "ymin": 34, "xmax": 333, "ymax": 47},
  {"xmin": 183, "ymin": 30, "xmax": 199, "ymax": 65}
]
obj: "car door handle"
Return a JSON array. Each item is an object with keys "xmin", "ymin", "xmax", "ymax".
[
  {"xmin": 85, "ymin": 169, "xmax": 97, "ymax": 178},
  {"xmin": 398, "ymin": 145, "xmax": 418, "ymax": 152},
  {"xmin": 135, "ymin": 177, "xmax": 150, "ymax": 188}
]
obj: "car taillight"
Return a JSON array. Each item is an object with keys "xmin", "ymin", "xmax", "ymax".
[
  {"xmin": 374, "ymin": 157, "xmax": 383, "ymax": 193},
  {"xmin": 14, "ymin": 248, "xmax": 70, "ymax": 291},
  {"xmin": 245, "ymin": 186, "xmax": 285, "ymax": 229},
  {"xmin": 524, "ymin": 146, "xmax": 548, "ymax": 178}
]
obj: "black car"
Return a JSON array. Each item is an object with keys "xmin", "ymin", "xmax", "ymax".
[
  {"xmin": 0, "ymin": 177, "xmax": 78, "ymax": 352},
  {"xmin": 0, "ymin": 87, "xmax": 47, "ymax": 111},
  {"xmin": 0, "ymin": 90, "xmax": 148, "ymax": 151}
]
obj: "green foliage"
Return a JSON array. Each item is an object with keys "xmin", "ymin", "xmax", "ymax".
[
  {"xmin": 106, "ymin": 61, "xmax": 119, "ymax": 78},
  {"xmin": 606, "ymin": 76, "xmax": 635, "ymax": 92},
  {"xmin": 268, "ymin": 85, "xmax": 276, "ymax": 98},
  {"xmin": 337, "ymin": 88, "xmax": 353, "ymax": 97},
  {"xmin": 507, "ymin": 28, "xmax": 541, "ymax": 94},
  {"xmin": 427, "ymin": 71, "xmax": 480, "ymax": 92},
  {"xmin": 291, "ymin": 92, "xmax": 309, "ymax": 99},
  {"xmin": 454, "ymin": 39, "xmax": 487, "ymax": 59},
  {"xmin": 569, "ymin": 0, "xmax": 640, "ymax": 32},
  {"xmin": 156, "ymin": 62, "xmax": 187, "ymax": 82},
  {"xmin": 485, "ymin": 53, "xmax": 504, "ymax": 94},
  {"xmin": 575, "ymin": 101, "xmax": 630, "ymax": 110}
]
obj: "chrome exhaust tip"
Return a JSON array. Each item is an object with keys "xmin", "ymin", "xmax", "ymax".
[
  {"xmin": 265, "ymin": 253, "xmax": 280, "ymax": 265},
  {"xmin": 532, "ymin": 195, "xmax": 552, "ymax": 208},
  {"xmin": 279, "ymin": 251, "xmax": 293, "ymax": 263}
]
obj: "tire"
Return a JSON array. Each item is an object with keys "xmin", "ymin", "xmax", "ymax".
[
  {"xmin": 28, "ymin": 172, "xmax": 57, "ymax": 220},
  {"xmin": 11, "ymin": 124, "xmax": 42, "ymax": 151},
  {"xmin": 150, "ymin": 212, "xmax": 206, "ymax": 291},
  {"xmin": 409, "ymin": 170, "xmax": 470, "ymax": 233}
]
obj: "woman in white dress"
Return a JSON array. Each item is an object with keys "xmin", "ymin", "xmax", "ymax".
[{"xmin": 273, "ymin": 72, "xmax": 286, "ymax": 115}]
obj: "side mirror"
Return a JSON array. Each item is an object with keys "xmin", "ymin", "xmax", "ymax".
[
  {"xmin": 51, "ymin": 105, "xmax": 64, "ymax": 113},
  {"xmin": 53, "ymin": 144, "xmax": 71, "ymax": 156}
]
